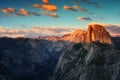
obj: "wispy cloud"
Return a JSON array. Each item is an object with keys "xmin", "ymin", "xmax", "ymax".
[
  {"xmin": 41, "ymin": 11, "xmax": 59, "ymax": 18},
  {"xmin": 102, "ymin": 24, "xmax": 120, "ymax": 36},
  {"xmin": 73, "ymin": 0, "xmax": 98, "ymax": 5},
  {"xmin": 63, "ymin": 5, "xmax": 87, "ymax": 12},
  {"xmin": 1, "ymin": 7, "xmax": 15, "ymax": 14},
  {"xmin": 77, "ymin": 16, "xmax": 92, "ymax": 21},
  {"xmin": 63, "ymin": 5, "xmax": 77, "ymax": 12},
  {"xmin": 0, "ymin": 23, "xmax": 120, "ymax": 38},
  {"xmin": 0, "ymin": 7, "xmax": 41, "ymax": 17},
  {"xmin": 33, "ymin": 0, "xmax": 57, "ymax": 12},
  {"xmin": 0, "ymin": 26, "xmax": 27, "ymax": 38},
  {"xmin": 73, "ymin": 0, "xmax": 102, "ymax": 10},
  {"xmin": 0, "ymin": 26, "xmax": 78, "ymax": 38},
  {"xmin": 30, "ymin": 11, "xmax": 40, "ymax": 16},
  {"xmin": 33, "ymin": 4, "xmax": 57, "ymax": 12}
]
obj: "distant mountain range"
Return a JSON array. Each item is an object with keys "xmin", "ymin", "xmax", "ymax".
[{"xmin": 0, "ymin": 24, "xmax": 120, "ymax": 80}]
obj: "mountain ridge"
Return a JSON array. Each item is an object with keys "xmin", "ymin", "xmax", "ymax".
[
  {"xmin": 50, "ymin": 24, "xmax": 120, "ymax": 80},
  {"xmin": 39, "ymin": 24, "xmax": 112, "ymax": 44},
  {"xmin": 0, "ymin": 24, "xmax": 119, "ymax": 80}
]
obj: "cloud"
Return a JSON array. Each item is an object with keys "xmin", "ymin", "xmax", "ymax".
[
  {"xmin": 30, "ymin": 11, "xmax": 40, "ymax": 16},
  {"xmin": 41, "ymin": 12, "xmax": 59, "ymax": 18},
  {"xmin": 63, "ymin": 5, "xmax": 87, "ymax": 12},
  {"xmin": 33, "ymin": 0, "xmax": 57, "ymax": 12},
  {"xmin": 13, "ymin": 9, "xmax": 30, "ymax": 16},
  {"xmin": 14, "ymin": 12, "xmax": 24, "ymax": 16},
  {"xmin": 1, "ymin": 24, "xmax": 119, "ymax": 38},
  {"xmin": 78, "ymin": 6, "xmax": 88, "ymax": 12},
  {"xmin": 73, "ymin": 5, "xmax": 88, "ymax": 12},
  {"xmin": 34, "ymin": 4, "xmax": 57, "ymax": 12},
  {"xmin": 34, "ymin": 0, "xmax": 58, "ymax": 12},
  {"xmin": 1, "ymin": 7, "xmax": 15, "ymax": 14},
  {"xmin": 0, "ymin": 26, "xmax": 78, "ymax": 38},
  {"xmin": 77, "ymin": 16, "xmax": 92, "ymax": 21},
  {"xmin": 14, "ymin": 9, "xmax": 40, "ymax": 16},
  {"xmin": 63, "ymin": 5, "xmax": 77, "ymax": 12},
  {"xmin": 32, "ymin": 27, "xmax": 77, "ymax": 36},
  {"xmin": 73, "ymin": 0, "xmax": 98, "ymax": 5},
  {"xmin": 0, "ymin": 26, "xmax": 26, "ymax": 38},
  {"xmin": 102, "ymin": 24, "xmax": 120, "ymax": 36},
  {"xmin": 1, "ymin": 7, "xmax": 41, "ymax": 17},
  {"xmin": 42, "ymin": 0, "xmax": 49, "ymax": 4},
  {"xmin": 19, "ymin": 8, "xmax": 30, "ymax": 16},
  {"xmin": 42, "ymin": 4, "xmax": 57, "ymax": 12},
  {"xmin": 73, "ymin": 0, "xmax": 101, "ymax": 9}
]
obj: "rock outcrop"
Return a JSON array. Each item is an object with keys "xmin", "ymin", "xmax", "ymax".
[
  {"xmin": 60, "ymin": 24, "xmax": 112, "ymax": 44},
  {"xmin": 38, "ymin": 24, "xmax": 112, "ymax": 44},
  {"xmin": 59, "ymin": 29, "xmax": 86, "ymax": 43},
  {"xmin": 50, "ymin": 24, "xmax": 120, "ymax": 80},
  {"xmin": 85, "ymin": 24, "xmax": 112, "ymax": 44}
]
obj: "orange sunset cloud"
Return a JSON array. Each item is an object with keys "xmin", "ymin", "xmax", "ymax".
[{"xmin": 19, "ymin": 8, "xmax": 30, "ymax": 16}]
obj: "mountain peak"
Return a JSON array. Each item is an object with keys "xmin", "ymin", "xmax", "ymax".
[
  {"xmin": 84, "ymin": 24, "xmax": 112, "ymax": 44},
  {"xmin": 38, "ymin": 24, "xmax": 112, "ymax": 44},
  {"xmin": 60, "ymin": 29, "xmax": 86, "ymax": 43}
]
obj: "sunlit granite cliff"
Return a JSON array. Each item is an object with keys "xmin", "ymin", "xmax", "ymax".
[
  {"xmin": 50, "ymin": 24, "xmax": 120, "ymax": 80},
  {"xmin": 59, "ymin": 24, "xmax": 112, "ymax": 44},
  {"xmin": 85, "ymin": 24, "xmax": 112, "ymax": 44}
]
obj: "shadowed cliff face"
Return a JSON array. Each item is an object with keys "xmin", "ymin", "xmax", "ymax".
[
  {"xmin": 50, "ymin": 24, "xmax": 120, "ymax": 80},
  {"xmin": 0, "ymin": 38, "xmax": 72, "ymax": 80}
]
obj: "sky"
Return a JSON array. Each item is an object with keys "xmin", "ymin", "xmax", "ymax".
[{"xmin": 0, "ymin": 0, "xmax": 120, "ymax": 37}]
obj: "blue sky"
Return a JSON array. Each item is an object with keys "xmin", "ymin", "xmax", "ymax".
[{"xmin": 0, "ymin": 0, "xmax": 120, "ymax": 29}]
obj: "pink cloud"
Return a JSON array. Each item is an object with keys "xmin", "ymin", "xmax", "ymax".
[
  {"xmin": 0, "ymin": 26, "xmax": 78, "ymax": 38},
  {"xmin": 1, "ymin": 7, "xmax": 15, "ymax": 14},
  {"xmin": 33, "ymin": 0, "xmax": 58, "ymax": 12},
  {"xmin": 63, "ymin": 5, "xmax": 87, "ymax": 12}
]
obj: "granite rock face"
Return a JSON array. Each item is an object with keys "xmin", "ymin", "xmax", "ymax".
[
  {"xmin": 51, "ymin": 42, "xmax": 120, "ymax": 80},
  {"xmin": 79, "ymin": 24, "xmax": 112, "ymax": 44},
  {"xmin": 50, "ymin": 24, "xmax": 120, "ymax": 80},
  {"xmin": 85, "ymin": 24, "xmax": 112, "ymax": 44},
  {"xmin": 38, "ymin": 24, "xmax": 112, "ymax": 44}
]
